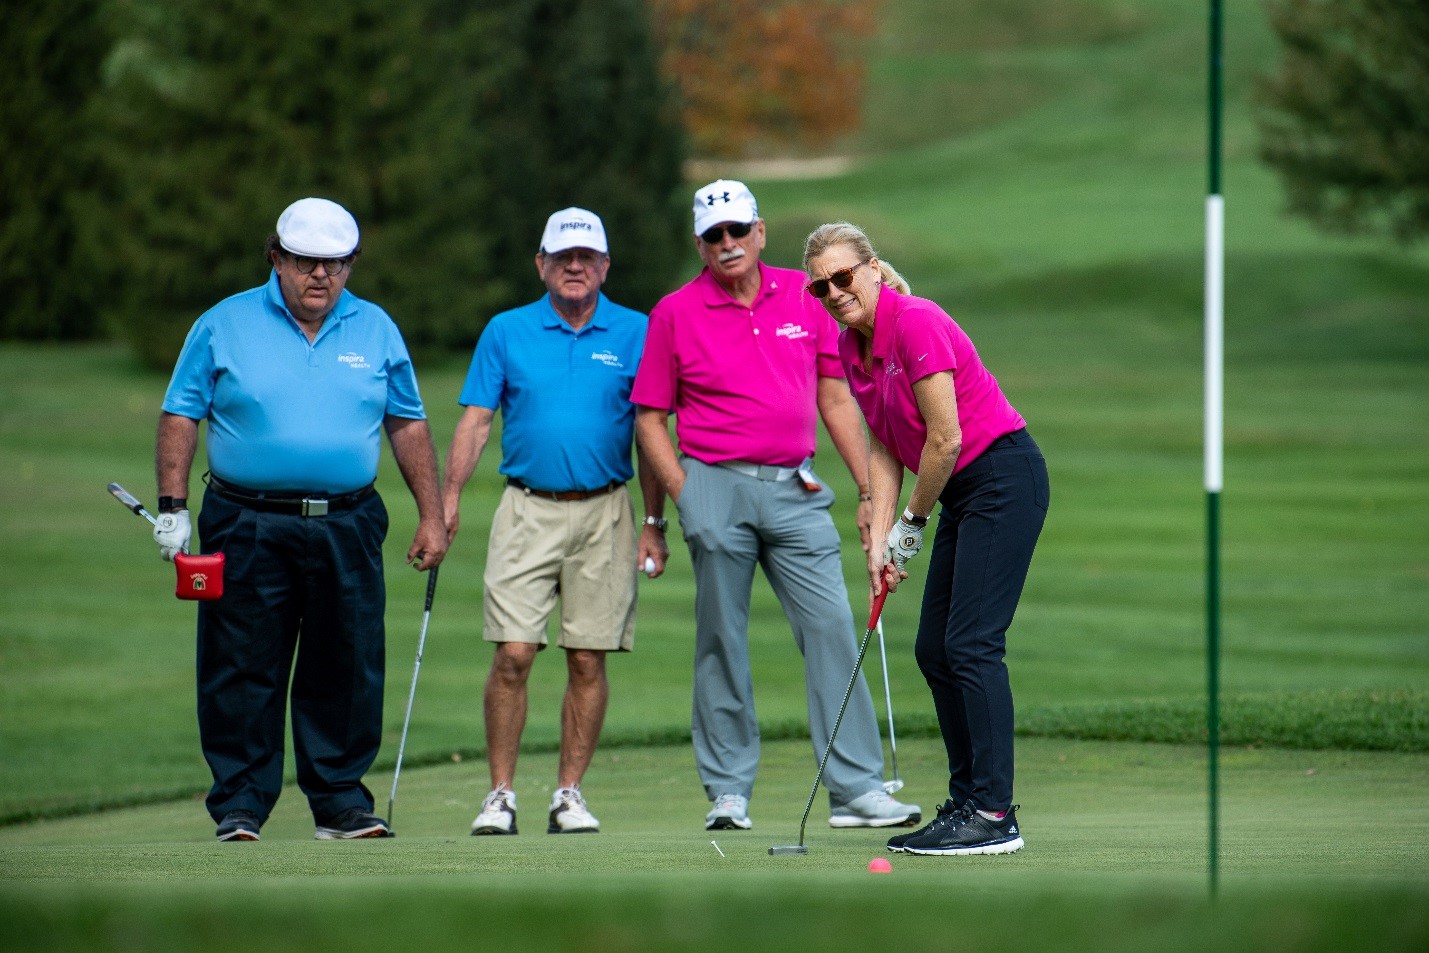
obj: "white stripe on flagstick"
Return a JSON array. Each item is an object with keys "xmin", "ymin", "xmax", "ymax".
[{"xmin": 1204, "ymin": 194, "xmax": 1224, "ymax": 494}]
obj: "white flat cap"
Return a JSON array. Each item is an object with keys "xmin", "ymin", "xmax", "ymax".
[{"xmin": 276, "ymin": 198, "xmax": 360, "ymax": 258}]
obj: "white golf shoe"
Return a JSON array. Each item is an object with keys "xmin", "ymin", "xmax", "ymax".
[
  {"xmin": 829, "ymin": 789, "xmax": 923, "ymax": 828},
  {"xmin": 548, "ymin": 787, "xmax": 600, "ymax": 834},
  {"xmin": 705, "ymin": 793, "xmax": 752, "ymax": 831},
  {"xmin": 471, "ymin": 788, "xmax": 518, "ymax": 835}
]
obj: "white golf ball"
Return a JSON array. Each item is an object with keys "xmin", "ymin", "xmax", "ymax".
[{"xmin": 643, "ymin": 557, "xmax": 657, "ymax": 575}]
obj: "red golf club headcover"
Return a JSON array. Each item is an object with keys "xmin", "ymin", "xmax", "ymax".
[{"xmin": 175, "ymin": 552, "xmax": 224, "ymax": 601}]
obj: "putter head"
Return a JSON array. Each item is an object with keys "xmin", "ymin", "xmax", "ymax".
[
  {"xmin": 883, "ymin": 779, "xmax": 905, "ymax": 795},
  {"xmin": 768, "ymin": 845, "xmax": 809, "ymax": 856}
]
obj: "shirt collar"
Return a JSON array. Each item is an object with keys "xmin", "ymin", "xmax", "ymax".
[
  {"xmin": 869, "ymin": 284, "xmax": 899, "ymax": 360},
  {"xmin": 541, "ymin": 292, "xmax": 610, "ymax": 332},
  {"xmin": 264, "ymin": 269, "xmax": 358, "ymax": 325},
  {"xmin": 696, "ymin": 261, "xmax": 776, "ymax": 308}
]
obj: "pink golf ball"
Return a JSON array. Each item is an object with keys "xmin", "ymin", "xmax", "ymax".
[{"xmin": 868, "ymin": 857, "xmax": 892, "ymax": 874}]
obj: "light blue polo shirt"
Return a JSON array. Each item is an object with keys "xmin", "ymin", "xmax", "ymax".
[
  {"xmin": 459, "ymin": 293, "xmax": 646, "ymax": 491},
  {"xmin": 163, "ymin": 270, "xmax": 426, "ymax": 493}
]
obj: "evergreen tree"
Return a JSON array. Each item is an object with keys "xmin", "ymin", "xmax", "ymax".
[
  {"xmin": 95, "ymin": 0, "xmax": 686, "ymax": 367},
  {"xmin": 0, "ymin": 0, "xmax": 109, "ymax": 340},
  {"xmin": 1256, "ymin": 0, "xmax": 1429, "ymax": 243}
]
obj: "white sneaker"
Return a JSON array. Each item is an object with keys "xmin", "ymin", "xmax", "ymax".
[
  {"xmin": 548, "ymin": 787, "xmax": 600, "ymax": 833},
  {"xmin": 705, "ymin": 793, "xmax": 752, "ymax": 831},
  {"xmin": 471, "ymin": 788, "xmax": 518, "ymax": 835},
  {"xmin": 829, "ymin": 789, "xmax": 923, "ymax": 828}
]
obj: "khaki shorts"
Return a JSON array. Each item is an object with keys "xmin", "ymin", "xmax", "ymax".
[{"xmin": 482, "ymin": 484, "xmax": 637, "ymax": 651}]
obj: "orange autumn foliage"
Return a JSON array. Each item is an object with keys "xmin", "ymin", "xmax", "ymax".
[{"xmin": 649, "ymin": 0, "xmax": 880, "ymax": 158}]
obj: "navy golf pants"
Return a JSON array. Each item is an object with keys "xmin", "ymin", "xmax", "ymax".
[
  {"xmin": 914, "ymin": 428, "xmax": 1048, "ymax": 813},
  {"xmin": 196, "ymin": 487, "xmax": 388, "ymax": 824}
]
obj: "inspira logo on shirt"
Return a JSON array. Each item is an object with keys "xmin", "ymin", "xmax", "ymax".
[
  {"xmin": 775, "ymin": 322, "xmax": 809, "ymax": 341},
  {"xmin": 884, "ymin": 359, "xmax": 902, "ymax": 377},
  {"xmin": 590, "ymin": 349, "xmax": 624, "ymax": 369},
  {"xmin": 338, "ymin": 352, "xmax": 371, "ymax": 369}
]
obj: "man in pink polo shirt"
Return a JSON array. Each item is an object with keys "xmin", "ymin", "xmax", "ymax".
[{"xmin": 632, "ymin": 180, "xmax": 919, "ymax": 832}]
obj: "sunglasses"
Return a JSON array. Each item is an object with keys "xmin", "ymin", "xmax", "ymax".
[
  {"xmin": 805, "ymin": 259, "xmax": 870, "ymax": 298},
  {"xmin": 699, "ymin": 221, "xmax": 753, "ymax": 244}
]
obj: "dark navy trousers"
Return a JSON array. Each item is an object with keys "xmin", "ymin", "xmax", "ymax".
[
  {"xmin": 914, "ymin": 428, "xmax": 1048, "ymax": 812},
  {"xmin": 196, "ymin": 487, "xmax": 388, "ymax": 824}
]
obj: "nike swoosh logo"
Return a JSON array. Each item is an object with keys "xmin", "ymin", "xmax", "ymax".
[{"xmin": 917, "ymin": 353, "xmax": 928, "ymax": 361}]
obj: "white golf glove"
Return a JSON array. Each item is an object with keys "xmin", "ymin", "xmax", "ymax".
[
  {"xmin": 153, "ymin": 510, "xmax": 191, "ymax": 562},
  {"xmin": 884, "ymin": 512, "xmax": 925, "ymax": 572}
]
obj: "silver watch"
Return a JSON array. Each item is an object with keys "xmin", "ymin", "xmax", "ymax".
[{"xmin": 644, "ymin": 515, "xmax": 668, "ymax": 532}]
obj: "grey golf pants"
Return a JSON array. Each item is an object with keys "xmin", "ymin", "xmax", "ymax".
[{"xmin": 676, "ymin": 457, "xmax": 885, "ymax": 806}]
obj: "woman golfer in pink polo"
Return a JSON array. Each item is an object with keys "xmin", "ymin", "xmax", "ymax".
[{"xmin": 803, "ymin": 222, "xmax": 1049, "ymax": 856}]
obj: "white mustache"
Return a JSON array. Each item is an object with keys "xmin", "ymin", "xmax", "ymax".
[{"xmin": 718, "ymin": 248, "xmax": 745, "ymax": 264}]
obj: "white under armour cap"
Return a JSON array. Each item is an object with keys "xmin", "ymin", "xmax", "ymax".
[
  {"xmin": 692, "ymin": 179, "xmax": 759, "ymax": 236},
  {"xmin": 276, "ymin": 198, "xmax": 360, "ymax": 258},
  {"xmin": 540, "ymin": 207, "xmax": 608, "ymax": 255}
]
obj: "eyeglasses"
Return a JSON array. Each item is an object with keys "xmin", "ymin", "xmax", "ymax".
[
  {"xmin": 287, "ymin": 254, "xmax": 351, "ymax": 277},
  {"xmin": 699, "ymin": 221, "xmax": 753, "ymax": 244},
  {"xmin": 805, "ymin": 260, "xmax": 870, "ymax": 298}
]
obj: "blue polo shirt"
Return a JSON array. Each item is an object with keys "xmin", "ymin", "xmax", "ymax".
[
  {"xmin": 162, "ymin": 270, "xmax": 426, "ymax": 493},
  {"xmin": 459, "ymin": 293, "xmax": 646, "ymax": 491}
]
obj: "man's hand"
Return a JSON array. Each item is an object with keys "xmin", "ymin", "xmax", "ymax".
[
  {"xmin": 406, "ymin": 517, "xmax": 449, "ymax": 571},
  {"xmin": 884, "ymin": 514, "xmax": 924, "ymax": 572},
  {"xmin": 153, "ymin": 511, "xmax": 191, "ymax": 561},
  {"xmin": 638, "ymin": 524, "xmax": 671, "ymax": 578}
]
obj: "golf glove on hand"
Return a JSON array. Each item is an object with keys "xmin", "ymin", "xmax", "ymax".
[
  {"xmin": 153, "ymin": 511, "xmax": 191, "ymax": 562},
  {"xmin": 885, "ymin": 514, "xmax": 924, "ymax": 571}
]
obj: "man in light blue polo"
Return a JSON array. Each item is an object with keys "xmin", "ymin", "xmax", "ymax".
[
  {"xmin": 442, "ymin": 207, "xmax": 666, "ymax": 836},
  {"xmin": 154, "ymin": 197, "xmax": 447, "ymax": 843}
]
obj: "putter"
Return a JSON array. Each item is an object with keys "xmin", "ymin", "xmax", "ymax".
[
  {"xmin": 387, "ymin": 565, "xmax": 440, "ymax": 828},
  {"xmin": 108, "ymin": 482, "xmax": 158, "ymax": 526},
  {"xmin": 770, "ymin": 585, "xmax": 889, "ymax": 856},
  {"xmin": 876, "ymin": 617, "xmax": 904, "ymax": 795}
]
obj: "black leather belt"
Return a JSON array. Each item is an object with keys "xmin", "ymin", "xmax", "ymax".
[
  {"xmin": 506, "ymin": 478, "xmax": 623, "ymax": 502},
  {"xmin": 209, "ymin": 475, "xmax": 374, "ymax": 517}
]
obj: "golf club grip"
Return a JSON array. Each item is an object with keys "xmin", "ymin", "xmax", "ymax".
[
  {"xmin": 866, "ymin": 586, "xmax": 889, "ymax": 630},
  {"xmin": 107, "ymin": 482, "xmax": 145, "ymax": 515},
  {"xmin": 424, "ymin": 565, "xmax": 439, "ymax": 611}
]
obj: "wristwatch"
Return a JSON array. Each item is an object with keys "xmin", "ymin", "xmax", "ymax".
[
  {"xmin": 643, "ymin": 515, "xmax": 668, "ymax": 532},
  {"xmin": 158, "ymin": 496, "xmax": 188, "ymax": 514},
  {"xmin": 902, "ymin": 508, "xmax": 928, "ymax": 527}
]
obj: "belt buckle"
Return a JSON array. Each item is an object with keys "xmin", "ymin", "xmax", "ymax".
[{"xmin": 302, "ymin": 498, "xmax": 329, "ymax": 517}]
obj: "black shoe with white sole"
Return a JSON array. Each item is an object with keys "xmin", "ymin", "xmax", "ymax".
[
  {"xmin": 216, "ymin": 809, "xmax": 261, "ymax": 842},
  {"xmin": 887, "ymin": 799, "xmax": 970, "ymax": 852},
  {"xmin": 903, "ymin": 804, "xmax": 1023, "ymax": 856},
  {"xmin": 314, "ymin": 807, "xmax": 392, "ymax": 840}
]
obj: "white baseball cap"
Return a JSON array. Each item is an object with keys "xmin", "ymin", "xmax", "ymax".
[
  {"xmin": 276, "ymin": 198, "xmax": 360, "ymax": 257},
  {"xmin": 540, "ymin": 207, "xmax": 608, "ymax": 255},
  {"xmin": 692, "ymin": 179, "xmax": 759, "ymax": 236}
]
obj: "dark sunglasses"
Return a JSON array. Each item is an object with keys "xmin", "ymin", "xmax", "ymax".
[
  {"xmin": 805, "ymin": 259, "xmax": 870, "ymax": 298},
  {"xmin": 699, "ymin": 221, "xmax": 753, "ymax": 244}
]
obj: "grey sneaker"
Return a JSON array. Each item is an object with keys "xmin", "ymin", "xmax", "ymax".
[
  {"xmin": 705, "ymin": 793, "xmax": 752, "ymax": 831},
  {"xmin": 314, "ymin": 807, "xmax": 392, "ymax": 840},
  {"xmin": 829, "ymin": 789, "xmax": 922, "ymax": 828},
  {"xmin": 548, "ymin": 787, "xmax": 600, "ymax": 833},
  {"xmin": 471, "ymin": 789, "xmax": 518, "ymax": 835},
  {"xmin": 215, "ymin": 809, "xmax": 261, "ymax": 842}
]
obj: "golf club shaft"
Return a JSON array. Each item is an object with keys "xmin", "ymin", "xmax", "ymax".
[
  {"xmin": 792, "ymin": 587, "xmax": 889, "ymax": 848},
  {"xmin": 876, "ymin": 618, "xmax": 899, "ymax": 783},
  {"xmin": 108, "ymin": 482, "xmax": 158, "ymax": 525},
  {"xmin": 387, "ymin": 565, "xmax": 439, "ymax": 824}
]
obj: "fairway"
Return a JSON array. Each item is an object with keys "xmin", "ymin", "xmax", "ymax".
[{"xmin": 3, "ymin": 0, "xmax": 1428, "ymax": 948}]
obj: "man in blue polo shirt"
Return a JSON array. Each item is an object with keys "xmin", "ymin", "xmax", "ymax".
[
  {"xmin": 153, "ymin": 197, "xmax": 447, "ymax": 843},
  {"xmin": 442, "ymin": 207, "xmax": 666, "ymax": 836}
]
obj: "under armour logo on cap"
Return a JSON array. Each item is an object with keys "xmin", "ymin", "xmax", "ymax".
[{"xmin": 693, "ymin": 179, "xmax": 758, "ymax": 236}]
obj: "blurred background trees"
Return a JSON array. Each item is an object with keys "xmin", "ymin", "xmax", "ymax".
[
  {"xmin": 1256, "ymin": 0, "xmax": 1429, "ymax": 243},
  {"xmin": 6, "ymin": 0, "xmax": 873, "ymax": 364}
]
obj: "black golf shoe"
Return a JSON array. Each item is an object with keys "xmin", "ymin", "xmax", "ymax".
[
  {"xmin": 904, "ymin": 804, "xmax": 1023, "ymax": 856},
  {"xmin": 886, "ymin": 798, "xmax": 971, "ymax": 852},
  {"xmin": 215, "ymin": 809, "xmax": 261, "ymax": 842},
  {"xmin": 314, "ymin": 807, "xmax": 393, "ymax": 840}
]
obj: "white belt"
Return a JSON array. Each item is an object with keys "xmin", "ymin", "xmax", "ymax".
[{"xmin": 716, "ymin": 460, "xmax": 804, "ymax": 482}]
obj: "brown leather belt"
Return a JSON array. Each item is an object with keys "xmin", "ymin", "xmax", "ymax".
[{"xmin": 506, "ymin": 478, "xmax": 623, "ymax": 502}]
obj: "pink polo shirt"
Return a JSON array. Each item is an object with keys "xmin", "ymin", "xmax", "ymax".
[
  {"xmin": 838, "ymin": 287, "xmax": 1025, "ymax": 475},
  {"xmin": 632, "ymin": 263, "xmax": 844, "ymax": 466}
]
